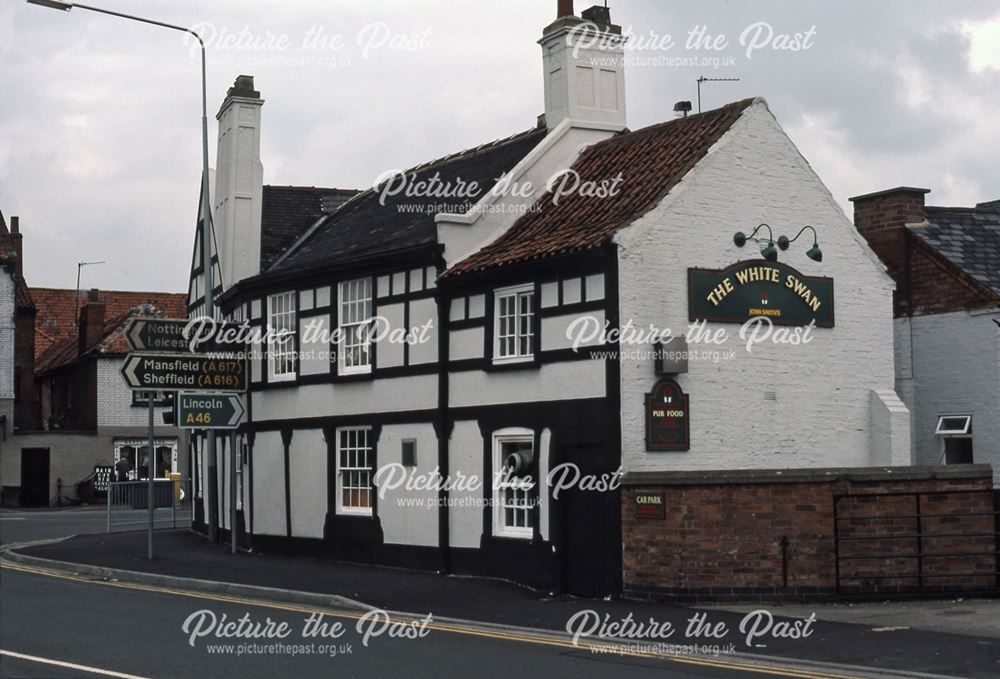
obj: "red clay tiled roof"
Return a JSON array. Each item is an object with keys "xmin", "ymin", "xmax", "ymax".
[
  {"xmin": 32, "ymin": 288, "xmax": 187, "ymax": 369},
  {"xmin": 444, "ymin": 98, "xmax": 756, "ymax": 278},
  {"xmin": 32, "ymin": 288, "xmax": 186, "ymax": 359}
]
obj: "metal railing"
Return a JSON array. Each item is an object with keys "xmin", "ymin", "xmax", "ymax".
[
  {"xmin": 106, "ymin": 479, "xmax": 192, "ymax": 533},
  {"xmin": 833, "ymin": 488, "xmax": 1000, "ymax": 593}
]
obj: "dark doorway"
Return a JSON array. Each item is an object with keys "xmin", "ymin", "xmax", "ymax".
[
  {"xmin": 558, "ymin": 433, "xmax": 621, "ymax": 597},
  {"xmin": 20, "ymin": 448, "xmax": 50, "ymax": 507}
]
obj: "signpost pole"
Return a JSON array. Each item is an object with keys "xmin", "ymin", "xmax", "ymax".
[
  {"xmin": 147, "ymin": 393, "xmax": 155, "ymax": 560},
  {"xmin": 230, "ymin": 431, "xmax": 237, "ymax": 555}
]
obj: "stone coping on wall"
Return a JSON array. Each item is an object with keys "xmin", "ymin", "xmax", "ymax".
[{"xmin": 622, "ymin": 463, "xmax": 994, "ymax": 486}]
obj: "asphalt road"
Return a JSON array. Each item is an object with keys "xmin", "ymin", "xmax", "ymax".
[
  {"xmin": 0, "ymin": 566, "xmax": 812, "ymax": 679},
  {"xmin": 0, "ymin": 507, "xmax": 108, "ymax": 546},
  {"xmin": 0, "ymin": 508, "xmax": 834, "ymax": 679}
]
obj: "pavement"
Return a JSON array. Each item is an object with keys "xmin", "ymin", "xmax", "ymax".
[{"xmin": 3, "ymin": 528, "xmax": 999, "ymax": 678}]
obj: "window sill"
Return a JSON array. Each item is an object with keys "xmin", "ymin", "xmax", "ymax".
[{"xmin": 487, "ymin": 356, "xmax": 538, "ymax": 372}]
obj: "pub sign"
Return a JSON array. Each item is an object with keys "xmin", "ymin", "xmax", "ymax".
[
  {"xmin": 688, "ymin": 261, "xmax": 834, "ymax": 327},
  {"xmin": 645, "ymin": 378, "xmax": 690, "ymax": 451}
]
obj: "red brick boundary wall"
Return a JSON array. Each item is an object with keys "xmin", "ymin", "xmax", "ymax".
[{"xmin": 622, "ymin": 465, "xmax": 998, "ymax": 602}]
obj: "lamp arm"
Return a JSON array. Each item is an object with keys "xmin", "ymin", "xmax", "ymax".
[
  {"xmin": 783, "ymin": 225, "xmax": 818, "ymax": 246},
  {"xmin": 746, "ymin": 223, "xmax": 774, "ymax": 242}
]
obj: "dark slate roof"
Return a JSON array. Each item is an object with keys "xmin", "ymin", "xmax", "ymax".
[
  {"xmin": 444, "ymin": 98, "xmax": 756, "ymax": 278},
  {"xmin": 269, "ymin": 127, "xmax": 547, "ymax": 273},
  {"xmin": 260, "ymin": 186, "xmax": 358, "ymax": 269},
  {"xmin": 918, "ymin": 200, "xmax": 1000, "ymax": 295}
]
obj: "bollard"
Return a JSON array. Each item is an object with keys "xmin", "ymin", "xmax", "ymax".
[{"xmin": 170, "ymin": 472, "xmax": 182, "ymax": 503}]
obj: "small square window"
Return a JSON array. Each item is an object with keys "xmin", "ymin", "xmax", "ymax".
[
  {"xmin": 935, "ymin": 415, "xmax": 971, "ymax": 435},
  {"xmin": 402, "ymin": 439, "xmax": 417, "ymax": 467}
]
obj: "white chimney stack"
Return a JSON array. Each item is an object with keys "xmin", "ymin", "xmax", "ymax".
[
  {"xmin": 214, "ymin": 75, "xmax": 264, "ymax": 289},
  {"xmin": 539, "ymin": 2, "xmax": 627, "ymax": 132}
]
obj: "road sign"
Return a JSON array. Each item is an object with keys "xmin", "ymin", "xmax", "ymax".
[
  {"xmin": 124, "ymin": 317, "xmax": 235, "ymax": 354},
  {"xmin": 120, "ymin": 353, "xmax": 245, "ymax": 392},
  {"xmin": 178, "ymin": 392, "xmax": 246, "ymax": 429}
]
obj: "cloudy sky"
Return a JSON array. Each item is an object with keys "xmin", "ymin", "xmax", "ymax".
[{"xmin": 2, "ymin": 0, "xmax": 999, "ymax": 293}]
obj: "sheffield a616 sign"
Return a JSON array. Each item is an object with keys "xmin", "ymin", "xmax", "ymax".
[
  {"xmin": 645, "ymin": 378, "xmax": 690, "ymax": 451},
  {"xmin": 688, "ymin": 261, "xmax": 834, "ymax": 327}
]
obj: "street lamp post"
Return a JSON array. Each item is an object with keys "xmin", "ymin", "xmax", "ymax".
[{"xmin": 29, "ymin": 0, "xmax": 219, "ymax": 549}]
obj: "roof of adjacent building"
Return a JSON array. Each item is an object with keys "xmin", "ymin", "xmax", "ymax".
[
  {"xmin": 0, "ymin": 211, "xmax": 34, "ymax": 311},
  {"xmin": 917, "ymin": 200, "xmax": 1000, "ymax": 295},
  {"xmin": 260, "ymin": 185, "xmax": 358, "ymax": 269},
  {"xmin": 31, "ymin": 288, "xmax": 187, "ymax": 363},
  {"xmin": 444, "ymin": 98, "xmax": 756, "ymax": 278},
  {"xmin": 268, "ymin": 126, "xmax": 548, "ymax": 274}
]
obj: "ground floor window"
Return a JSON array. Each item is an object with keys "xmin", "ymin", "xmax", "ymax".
[
  {"xmin": 936, "ymin": 415, "xmax": 973, "ymax": 464},
  {"xmin": 492, "ymin": 428, "xmax": 535, "ymax": 538},
  {"xmin": 113, "ymin": 438, "xmax": 177, "ymax": 480},
  {"xmin": 336, "ymin": 427, "xmax": 372, "ymax": 515}
]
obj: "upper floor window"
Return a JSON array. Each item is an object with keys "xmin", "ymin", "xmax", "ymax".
[
  {"xmin": 268, "ymin": 291, "xmax": 296, "ymax": 382},
  {"xmin": 338, "ymin": 278, "xmax": 373, "ymax": 375},
  {"xmin": 494, "ymin": 284, "xmax": 534, "ymax": 363}
]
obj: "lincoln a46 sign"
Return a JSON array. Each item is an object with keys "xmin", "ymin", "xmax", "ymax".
[{"xmin": 688, "ymin": 261, "xmax": 834, "ymax": 327}]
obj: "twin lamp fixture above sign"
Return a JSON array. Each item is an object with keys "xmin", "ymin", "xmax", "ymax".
[{"xmin": 733, "ymin": 224, "xmax": 823, "ymax": 263}]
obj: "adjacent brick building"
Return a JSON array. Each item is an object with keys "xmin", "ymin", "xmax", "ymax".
[
  {"xmin": 851, "ymin": 188, "xmax": 1000, "ymax": 484},
  {"xmin": 0, "ymin": 215, "xmax": 189, "ymax": 506}
]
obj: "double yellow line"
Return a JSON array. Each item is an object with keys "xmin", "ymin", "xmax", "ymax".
[{"xmin": 0, "ymin": 559, "xmax": 861, "ymax": 679}]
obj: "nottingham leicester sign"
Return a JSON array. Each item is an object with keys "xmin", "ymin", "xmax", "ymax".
[
  {"xmin": 688, "ymin": 261, "xmax": 834, "ymax": 327},
  {"xmin": 124, "ymin": 318, "xmax": 233, "ymax": 354},
  {"xmin": 178, "ymin": 393, "xmax": 246, "ymax": 429},
  {"xmin": 120, "ymin": 354, "xmax": 246, "ymax": 392},
  {"xmin": 645, "ymin": 378, "xmax": 690, "ymax": 451}
]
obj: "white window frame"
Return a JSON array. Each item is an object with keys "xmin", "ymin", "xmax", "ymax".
[
  {"xmin": 492, "ymin": 427, "xmax": 535, "ymax": 539},
  {"xmin": 267, "ymin": 291, "xmax": 297, "ymax": 382},
  {"xmin": 336, "ymin": 426, "xmax": 373, "ymax": 516},
  {"xmin": 493, "ymin": 283, "xmax": 535, "ymax": 364},
  {"xmin": 337, "ymin": 278, "xmax": 373, "ymax": 376},
  {"xmin": 935, "ymin": 415, "xmax": 972, "ymax": 435}
]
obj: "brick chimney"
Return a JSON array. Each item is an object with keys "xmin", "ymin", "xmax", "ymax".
[
  {"xmin": 8, "ymin": 216, "xmax": 23, "ymax": 277},
  {"xmin": 850, "ymin": 187, "xmax": 931, "ymax": 318},
  {"xmin": 539, "ymin": 1, "xmax": 626, "ymax": 132},
  {"xmin": 78, "ymin": 288, "xmax": 106, "ymax": 355},
  {"xmin": 850, "ymin": 187, "xmax": 930, "ymax": 235}
]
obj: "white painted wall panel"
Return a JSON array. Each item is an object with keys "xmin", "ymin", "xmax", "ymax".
[
  {"xmin": 252, "ymin": 431, "xmax": 286, "ymax": 536},
  {"xmin": 376, "ymin": 424, "xmax": 439, "ymax": 547},
  {"xmin": 289, "ymin": 429, "xmax": 327, "ymax": 538},
  {"xmin": 449, "ymin": 328, "xmax": 484, "ymax": 361},
  {"xmin": 615, "ymin": 100, "xmax": 901, "ymax": 473},
  {"xmin": 408, "ymin": 298, "xmax": 438, "ymax": 365},
  {"xmin": 450, "ymin": 362, "xmax": 604, "ymax": 407},
  {"xmin": 448, "ymin": 420, "xmax": 484, "ymax": 548}
]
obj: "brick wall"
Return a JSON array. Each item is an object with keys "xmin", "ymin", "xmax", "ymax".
[
  {"xmin": 851, "ymin": 187, "xmax": 997, "ymax": 316},
  {"xmin": 622, "ymin": 465, "xmax": 997, "ymax": 602}
]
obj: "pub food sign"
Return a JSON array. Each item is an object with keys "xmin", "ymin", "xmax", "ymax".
[
  {"xmin": 688, "ymin": 261, "xmax": 834, "ymax": 327},
  {"xmin": 645, "ymin": 378, "xmax": 690, "ymax": 451}
]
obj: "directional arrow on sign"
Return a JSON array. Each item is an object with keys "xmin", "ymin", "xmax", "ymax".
[
  {"xmin": 124, "ymin": 317, "xmax": 236, "ymax": 354},
  {"xmin": 178, "ymin": 392, "xmax": 246, "ymax": 429},
  {"xmin": 120, "ymin": 353, "xmax": 246, "ymax": 392}
]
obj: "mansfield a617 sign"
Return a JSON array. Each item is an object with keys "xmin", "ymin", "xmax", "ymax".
[{"xmin": 688, "ymin": 261, "xmax": 834, "ymax": 327}]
